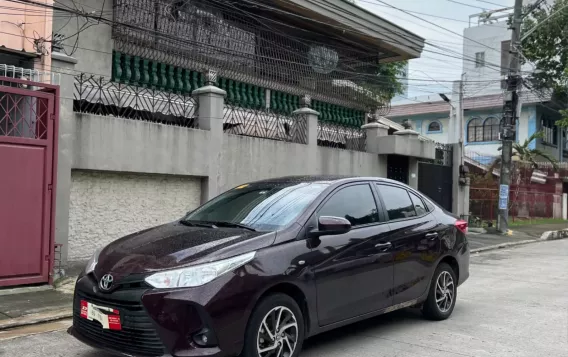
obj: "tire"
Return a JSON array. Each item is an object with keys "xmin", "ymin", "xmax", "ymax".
[
  {"xmin": 422, "ymin": 263, "xmax": 457, "ymax": 321},
  {"xmin": 241, "ymin": 293, "xmax": 305, "ymax": 357}
]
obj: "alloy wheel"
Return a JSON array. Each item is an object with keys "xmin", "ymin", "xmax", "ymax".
[
  {"xmin": 257, "ymin": 306, "xmax": 298, "ymax": 357},
  {"xmin": 435, "ymin": 271, "xmax": 454, "ymax": 313}
]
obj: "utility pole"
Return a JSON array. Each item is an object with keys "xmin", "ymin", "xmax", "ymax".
[{"xmin": 497, "ymin": 0, "xmax": 523, "ymax": 233}]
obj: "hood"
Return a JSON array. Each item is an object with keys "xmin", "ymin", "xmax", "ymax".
[{"xmin": 94, "ymin": 221, "xmax": 274, "ymax": 278}]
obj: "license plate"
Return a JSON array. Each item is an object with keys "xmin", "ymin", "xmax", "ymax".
[{"xmin": 80, "ymin": 300, "xmax": 122, "ymax": 330}]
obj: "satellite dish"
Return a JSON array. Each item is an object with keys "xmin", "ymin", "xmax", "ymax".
[{"xmin": 308, "ymin": 46, "xmax": 339, "ymax": 74}]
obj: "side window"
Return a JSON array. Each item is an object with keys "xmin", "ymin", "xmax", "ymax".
[
  {"xmin": 409, "ymin": 191, "xmax": 428, "ymax": 216},
  {"xmin": 376, "ymin": 185, "xmax": 416, "ymax": 220},
  {"xmin": 318, "ymin": 184, "xmax": 379, "ymax": 226}
]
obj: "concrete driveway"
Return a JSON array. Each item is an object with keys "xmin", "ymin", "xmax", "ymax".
[{"xmin": 1, "ymin": 240, "xmax": 567, "ymax": 357}]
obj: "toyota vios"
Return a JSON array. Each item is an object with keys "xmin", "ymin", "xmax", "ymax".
[{"xmin": 69, "ymin": 176, "xmax": 469, "ymax": 357}]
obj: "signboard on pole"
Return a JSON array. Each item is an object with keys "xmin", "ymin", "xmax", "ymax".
[
  {"xmin": 499, "ymin": 184, "xmax": 509, "ymax": 210},
  {"xmin": 499, "ymin": 197, "xmax": 508, "ymax": 210}
]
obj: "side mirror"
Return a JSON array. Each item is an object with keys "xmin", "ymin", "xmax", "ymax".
[{"xmin": 310, "ymin": 216, "xmax": 352, "ymax": 238}]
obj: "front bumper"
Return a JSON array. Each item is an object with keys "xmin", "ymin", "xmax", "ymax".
[
  {"xmin": 69, "ymin": 273, "xmax": 253, "ymax": 357},
  {"xmin": 68, "ymin": 325, "xmax": 172, "ymax": 357}
]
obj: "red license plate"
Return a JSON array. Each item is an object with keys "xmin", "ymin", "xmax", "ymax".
[{"xmin": 80, "ymin": 300, "xmax": 122, "ymax": 330}]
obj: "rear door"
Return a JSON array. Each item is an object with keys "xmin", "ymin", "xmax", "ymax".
[
  {"xmin": 308, "ymin": 183, "xmax": 394, "ymax": 326},
  {"xmin": 375, "ymin": 184, "xmax": 442, "ymax": 305}
]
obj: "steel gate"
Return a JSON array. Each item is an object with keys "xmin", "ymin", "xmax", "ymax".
[
  {"xmin": 0, "ymin": 77, "xmax": 58, "ymax": 287},
  {"xmin": 418, "ymin": 143, "xmax": 453, "ymax": 212}
]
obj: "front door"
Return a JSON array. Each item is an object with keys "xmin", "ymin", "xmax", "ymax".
[
  {"xmin": 308, "ymin": 183, "xmax": 394, "ymax": 326},
  {"xmin": 375, "ymin": 184, "xmax": 441, "ymax": 305}
]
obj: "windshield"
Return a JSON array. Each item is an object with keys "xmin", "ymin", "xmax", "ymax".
[{"xmin": 183, "ymin": 182, "xmax": 330, "ymax": 231}]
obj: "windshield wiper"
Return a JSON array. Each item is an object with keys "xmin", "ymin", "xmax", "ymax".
[
  {"xmin": 206, "ymin": 221, "xmax": 257, "ymax": 232},
  {"xmin": 179, "ymin": 219, "xmax": 218, "ymax": 228}
]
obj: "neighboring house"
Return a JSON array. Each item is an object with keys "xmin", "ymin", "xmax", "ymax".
[
  {"xmin": 388, "ymin": 5, "xmax": 567, "ymax": 165},
  {"xmin": 0, "ymin": 0, "xmax": 54, "ymax": 80}
]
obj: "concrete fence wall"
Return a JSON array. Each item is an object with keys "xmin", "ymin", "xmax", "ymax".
[{"xmin": 56, "ymin": 72, "xmax": 390, "ymax": 267}]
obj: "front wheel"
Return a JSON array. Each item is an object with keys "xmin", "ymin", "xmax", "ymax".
[
  {"xmin": 422, "ymin": 263, "xmax": 457, "ymax": 320},
  {"xmin": 241, "ymin": 294, "xmax": 305, "ymax": 357}
]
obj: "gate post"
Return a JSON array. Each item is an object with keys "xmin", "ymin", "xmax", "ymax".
[
  {"xmin": 192, "ymin": 70, "xmax": 226, "ymax": 203},
  {"xmin": 52, "ymin": 52, "xmax": 78, "ymax": 276}
]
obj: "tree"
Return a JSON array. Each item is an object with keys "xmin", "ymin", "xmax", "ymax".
[
  {"xmin": 359, "ymin": 61, "xmax": 408, "ymax": 105},
  {"xmin": 376, "ymin": 61, "xmax": 408, "ymax": 101},
  {"xmin": 489, "ymin": 131, "xmax": 559, "ymax": 172},
  {"xmin": 521, "ymin": 0, "xmax": 568, "ymax": 126}
]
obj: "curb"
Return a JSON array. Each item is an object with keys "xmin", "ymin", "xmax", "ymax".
[
  {"xmin": 0, "ymin": 308, "xmax": 72, "ymax": 331},
  {"xmin": 471, "ymin": 239, "xmax": 538, "ymax": 253},
  {"xmin": 471, "ymin": 228, "xmax": 568, "ymax": 254}
]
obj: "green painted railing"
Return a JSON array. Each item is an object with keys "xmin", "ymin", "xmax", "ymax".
[
  {"xmin": 112, "ymin": 51, "xmax": 365, "ymax": 127},
  {"xmin": 111, "ymin": 51, "xmax": 203, "ymax": 93}
]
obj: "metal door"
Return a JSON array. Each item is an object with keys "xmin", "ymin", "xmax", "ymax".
[
  {"xmin": 418, "ymin": 163, "xmax": 453, "ymax": 212},
  {"xmin": 0, "ymin": 77, "xmax": 58, "ymax": 287}
]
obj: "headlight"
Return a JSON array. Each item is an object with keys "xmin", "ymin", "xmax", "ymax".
[
  {"xmin": 84, "ymin": 248, "xmax": 102, "ymax": 275},
  {"xmin": 145, "ymin": 251, "xmax": 256, "ymax": 289}
]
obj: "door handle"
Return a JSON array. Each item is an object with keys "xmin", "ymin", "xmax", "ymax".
[
  {"xmin": 425, "ymin": 232, "xmax": 439, "ymax": 240},
  {"xmin": 375, "ymin": 242, "xmax": 392, "ymax": 250}
]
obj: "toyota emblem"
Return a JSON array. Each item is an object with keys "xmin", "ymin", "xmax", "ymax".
[{"xmin": 99, "ymin": 274, "xmax": 114, "ymax": 291}]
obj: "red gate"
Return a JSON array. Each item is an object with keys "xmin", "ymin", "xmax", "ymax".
[{"xmin": 0, "ymin": 76, "xmax": 58, "ymax": 287}]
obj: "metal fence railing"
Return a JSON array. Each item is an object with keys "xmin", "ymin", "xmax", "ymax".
[
  {"xmin": 223, "ymin": 104, "xmax": 308, "ymax": 144},
  {"xmin": 317, "ymin": 122, "xmax": 366, "ymax": 152},
  {"xmin": 73, "ymin": 74, "xmax": 199, "ymax": 128},
  {"xmin": 469, "ymin": 187, "xmax": 560, "ymax": 224}
]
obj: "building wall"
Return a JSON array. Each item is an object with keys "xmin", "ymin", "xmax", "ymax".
[
  {"xmin": 52, "ymin": 0, "xmax": 112, "ymax": 76},
  {"xmin": 0, "ymin": 0, "xmax": 53, "ymax": 71},
  {"xmin": 68, "ymin": 171, "xmax": 201, "ymax": 261},
  {"xmin": 462, "ymin": 20, "xmax": 534, "ymax": 97}
]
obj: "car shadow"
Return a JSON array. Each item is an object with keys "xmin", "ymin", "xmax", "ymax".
[{"xmin": 303, "ymin": 308, "xmax": 427, "ymax": 351}]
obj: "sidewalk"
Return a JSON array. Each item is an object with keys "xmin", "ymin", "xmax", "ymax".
[
  {"xmin": 0, "ymin": 279, "xmax": 75, "ymax": 330},
  {"xmin": 0, "ymin": 223, "xmax": 566, "ymax": 332},
  {"xmin": 467, "ymin": 223, "xmax": 568, "ymax": 252}
]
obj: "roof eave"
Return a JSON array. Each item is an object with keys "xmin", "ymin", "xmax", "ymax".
[{"xmin": 282, "ymin": 0, "xmax": 425, "ymax": 60}]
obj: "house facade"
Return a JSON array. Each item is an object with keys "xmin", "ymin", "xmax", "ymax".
[
  {"xmin": 388, "ymin": 4, "xmax": 567, "ymax": 165},
  {"xmin": 0, "ymin": 0, "xmax": 56, "ymax": 81},
  {"xmin": 0, "ymin": 0, "xmax": 475, "ymax": 285}
]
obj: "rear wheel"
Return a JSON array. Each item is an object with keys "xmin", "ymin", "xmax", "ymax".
[
  {"xmin": 422, "ymin": 263, "xmax": 457, "ymax": 320},
  {"xmin": 241, "ymin": 294, "xmax": 305, "ymax": 357}
]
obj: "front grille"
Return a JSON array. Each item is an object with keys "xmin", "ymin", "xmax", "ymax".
[{"xmin": 73, "ymin": 291, "xmax": 166, "ymax": 356}]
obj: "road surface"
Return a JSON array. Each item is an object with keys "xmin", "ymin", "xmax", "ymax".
[{"xmin": 1, "ymin": 240, "xmax": 567, "ymax": 357}]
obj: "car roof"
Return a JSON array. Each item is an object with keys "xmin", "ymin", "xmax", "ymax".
[{"xmin": 246, "ymin": 175, "xmax": 407, "ymax": 186}]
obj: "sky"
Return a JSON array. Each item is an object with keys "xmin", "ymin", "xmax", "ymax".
[{"xmin": 354, "ymin": 0, "xmax": 517, "ymax": 98}]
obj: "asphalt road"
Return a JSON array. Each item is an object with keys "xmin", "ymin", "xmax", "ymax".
[{"xmin": 1, "ymin": 240, "xmax": 567, "ymax": 357}]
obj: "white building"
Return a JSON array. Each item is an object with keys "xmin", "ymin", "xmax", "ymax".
[{"xmin": 388, "ymin": 3, "xmax": 567, "ymax": 164}]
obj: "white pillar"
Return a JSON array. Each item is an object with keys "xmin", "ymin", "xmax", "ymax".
[
  {"xmin": 292, "ymin": 95, "xmax": 319, "ymax": 147},
  {"xmin": 563, "ymin": 193, "xmax": 567, "ymax": 220},
  {"xmin": 192, "ymin": 70, "xmax": 226, "ymax": 203}
]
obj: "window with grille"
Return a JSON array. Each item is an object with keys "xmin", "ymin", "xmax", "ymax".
[
  {"xmin": 483, "ymin": 117, "xmax": 500, "ymax": 141},
  {"xmin": 542, "ymin": 117, "xmax": 558, "ymax": 145},
  {"xmin": 427, "ymin": 121, "xmax": 442, "ymax": 133},
  {"xmin": 475, "ymin": 52, "xmax": 485, "ymax": 68},
  {"xmin": 467, "ymin": 118, "xmax": 483, "ymax": 142}
]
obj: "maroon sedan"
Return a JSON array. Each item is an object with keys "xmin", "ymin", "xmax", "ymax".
[{"xmin": 68, "ymin": 176, "xmax": 469, "ymax": 357}]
